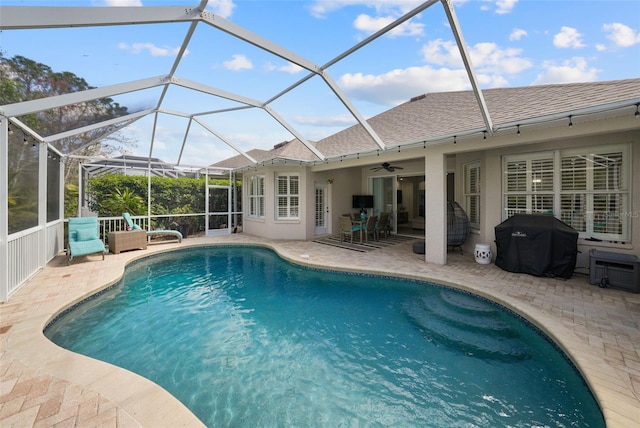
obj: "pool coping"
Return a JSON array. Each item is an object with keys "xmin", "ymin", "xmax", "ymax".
[{"xmin": 2, "ymin": 234, "xmax": 639, "ymax": 426}]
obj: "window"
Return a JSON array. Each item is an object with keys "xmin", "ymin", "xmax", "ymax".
[
  {"xmin": 560, "ymin": 147, "xmax": 629, "ymax": 241},
  {"xmin": 503, "ymin": 145, "xmax": 630, "ymax": 241},
  {"xmin": 248, "ymin": 174, "xmax": 265, "ymax": 218},
  {"xmin": 503, "ymin": 153, "xmax": 555, "ymax": 217},
  {"xmin": 276, "ymin": 173, "xmax": 299, "ymax": 220},
  {"xmin": 463, "ymin": 162, "xmax": 480, "ymax": 229}
]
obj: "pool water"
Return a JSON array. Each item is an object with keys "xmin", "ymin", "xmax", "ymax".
[{"xmin": 46, "ymin": 246, "xmax": 604, "ymax": 427}]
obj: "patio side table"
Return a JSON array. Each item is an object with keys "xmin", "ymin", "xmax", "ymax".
[{"xmin": 108, "ymin": 230, "xmax": 147, "ymax": 254}]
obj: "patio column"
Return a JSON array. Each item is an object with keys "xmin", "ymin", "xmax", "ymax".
[
  {"xmin": 424, "ymin": 151, "xmax": 447, "ymax": 265},
  {"xmin": 1, "ymin": 119, "xmax": 8, "ymax": 302}
]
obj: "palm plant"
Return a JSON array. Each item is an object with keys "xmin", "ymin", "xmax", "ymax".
[{"xmin": 101, "ymin": 187, "xmax": 145, "ymax": 216}]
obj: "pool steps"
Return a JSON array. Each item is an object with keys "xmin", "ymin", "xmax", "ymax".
[{"xmin": 404, "ymin": 290, "xmax": 531, "ymax": 361}]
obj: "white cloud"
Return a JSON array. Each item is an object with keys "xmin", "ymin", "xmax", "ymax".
[
  {"xmin": 339, "ymin": 66, "xmax": 472, "ymax": 106},
  {"xmin": 421, "ymin": 39, "xmax": 532, "ymax": 75},
  {"xmin": 553, "ymin": 26, "xmax": 585, "ymax": 49},
  {"xmin": 533, "ymin": 57, "xmax": 599, "ymax": 85},
  {"xmin": 223, "ymin": 54, "xmax": 253, "ymax": 71},
  {"xmin": 469, "ymin": 42, "xmax": 532, "ymax": 74},
  {"xmin": 279, "ymin": 63, "xmax": 304, "ymax": 74},
  {"xmin": 353, "ymin": 14, "xmax": 424, "ymax": 37},
  {"xmin": 496, "ymin": 0, "xmax": 518, "ymax": 15},
  {"xmin": 309, "ymin": 0, "xmax": 425, "ymax": 19},
  {"xmin": 263, "ymin": 61, "xmax": 303, "ymax": 74},
  {"xmin": 602, "ymin": 23, "xmax": 640, "ymax": 48},
  {"xmin": 206, "ymin": 0, "xmax": 236, "ymax": 19},
  {"xmin": 293, "ymin": 114, "xmax": 357, "ymax": 127},
  {"xmin": 509, "ymin": 28, "xmax": 527, "ymax": 41},
  {"xmin": 118, "ymin": 42, "xmax": 185, "ymax": 57},
  {"xmin": 103, "ymin": 0, "xmax": 143, "ymax": 6}
]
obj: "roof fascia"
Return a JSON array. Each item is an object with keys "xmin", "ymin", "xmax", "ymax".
[
  {"xmin": 493, "ymin": 99, "xmax": 640, "ymax": 131},
  {"xmin": 0, "ymin": 6, "xmax": 198, "ymax": 30},
  {"xmin": 440, "ymin": 0, "xmax": 494, "ymax": 135},
  {"xmin": 0, "ymin": 75, "xmax": 170, "ymax": 117},
  {"xmin": 192, "ymin": 117, "xmax": 258, "ymax": 165}
]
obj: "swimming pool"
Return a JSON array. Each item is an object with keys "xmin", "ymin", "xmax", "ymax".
[{"xmin": 46, "ymin": 246, "xmax": 604, "ymax": 427}]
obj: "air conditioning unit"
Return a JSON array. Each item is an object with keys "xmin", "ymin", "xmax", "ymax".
[{"xmin": 589, "ymin": 250, "xmax": 640, "ymax": 293}]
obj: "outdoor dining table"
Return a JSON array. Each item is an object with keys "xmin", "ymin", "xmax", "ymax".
[{"xmin": 352, "ymin": 218, "xmax": 366, "ymax": 243}]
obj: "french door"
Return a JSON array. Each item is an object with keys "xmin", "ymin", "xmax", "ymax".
[{"xmin": 314, "ymin": 183, "xmax": 328, "ymax": 235}]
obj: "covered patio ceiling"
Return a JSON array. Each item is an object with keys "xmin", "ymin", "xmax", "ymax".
[{"xmin": 0, "ymin": 0, "xmax": 492, "ymax": 169}]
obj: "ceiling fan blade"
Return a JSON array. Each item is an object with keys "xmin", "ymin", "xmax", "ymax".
[
  {"xmin": 395, "ymin": 166, "xmax": 404, "ymax": 170},
  {"xmin": 370, "ymin": 167, "xmax": 382, "ymax": 171}
]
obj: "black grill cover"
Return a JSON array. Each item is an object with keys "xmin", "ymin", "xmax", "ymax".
[{"xmin": 494, "ymin": 214, "xmax": 578, "ymax": 279}]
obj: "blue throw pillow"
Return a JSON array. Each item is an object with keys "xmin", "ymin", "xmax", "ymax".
[{"xmin": 76, "ymin": 228, "xmax": 97, "ymax": 241}]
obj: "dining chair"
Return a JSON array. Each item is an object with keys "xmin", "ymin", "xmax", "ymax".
[
  {"xmin": 377, "ymin": 212, "xmax": 391, "ymax": 239},
  {"xmin": 364, "ymin": 215, "xmax": 378, "ymax": 242},
  {"xmin": 339, "ymin": 215, "xmax": 361, "ymax": 243}
]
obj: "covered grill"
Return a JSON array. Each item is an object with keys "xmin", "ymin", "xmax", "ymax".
[{"xmin": 494, "ymin": 214, "xmax": 578, "ymax": 279}]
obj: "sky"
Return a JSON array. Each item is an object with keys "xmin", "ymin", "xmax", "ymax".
[{"xmin": 1, "ymin": 0, "xmax": 639, "ymax": 167}]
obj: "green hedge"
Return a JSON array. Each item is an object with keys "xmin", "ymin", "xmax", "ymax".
[{"xmin": 86, "ymin": 175, "xmax": 240, "ymax": 234}]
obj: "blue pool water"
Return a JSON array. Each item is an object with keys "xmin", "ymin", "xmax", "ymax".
[{"xmin": 46, "ymin": 246, "xmax": 604, "ymax": 427}]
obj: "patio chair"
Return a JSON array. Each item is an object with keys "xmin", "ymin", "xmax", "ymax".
[
  {"xmin": 67, "ymin": 216, "xmax": 106, "ymax": 265},
  {"xmin": 339, "ymin": 215, "xmax": 361, "ymax": 244},
  {"xmin": 447, "ymin": 201, "xmax": 470, "ymax": 253},
  {"xmin": 376, "ymin": 212, "xmax": 391, "ymax": 238},
  {"xmin": 364, "ymin": 215, "xmax": 378, "ymax": 242},
  {"xmin": 122, "ymin": 212, "xmax": 183, "ymax": 243}
]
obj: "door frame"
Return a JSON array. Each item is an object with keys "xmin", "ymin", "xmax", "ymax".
[
  {"xmin": 206, "ymin": 184, "xmax": 231, "ymax": 236},
  {"xmin": 314, "ymin": 182, "xmax": 329, "ymax": 236}
]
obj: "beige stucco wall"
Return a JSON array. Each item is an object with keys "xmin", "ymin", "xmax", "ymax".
[
  {"xmin": 242, "ymin": 167, "xmax": 308, "ymax": 240},
  {"xmin": 453, "ymin": 128, "xmax": 640, "ymax": 266},
  {"xmin": 242, "ymin": 114, "xmax": 639, "ymax": 267}
]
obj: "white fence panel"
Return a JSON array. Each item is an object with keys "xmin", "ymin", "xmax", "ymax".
[{"xmin": 8, "ymin": 228, "xmax": 41, "ymax": 297}]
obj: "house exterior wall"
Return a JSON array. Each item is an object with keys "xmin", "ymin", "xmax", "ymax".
[
  {"xmin": 241, "ymin": 114, "xmax": 638, "ymax": 268},
  {"xmin": 242, "ymin": 166, "xmax": 308, "ymax": 240},
  {"xmin": 453, "ymin": 127, "xmax": 640, "ymax": 268}
]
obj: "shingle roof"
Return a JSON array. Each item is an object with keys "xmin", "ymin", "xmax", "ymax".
[
  {"xmin": 216, "ymin": 78, "xmax": 640, "ymax": 168},
  {"xmin": 315, "ymin": 78, "xmax": 640, "ymax": 156},
  {"xmin": 210, "ymin": 139, "xmax": 317, "ymax": 169}
]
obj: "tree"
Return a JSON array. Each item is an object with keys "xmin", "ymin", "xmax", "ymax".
[{"xmin": 1, "ymin": 54, "xmax": 138, "ymax": 226}]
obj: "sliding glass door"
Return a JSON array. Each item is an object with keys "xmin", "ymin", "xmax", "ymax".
[{"xmin": 371, "ymin": 176, "xmax": 396, "ymax": 234}]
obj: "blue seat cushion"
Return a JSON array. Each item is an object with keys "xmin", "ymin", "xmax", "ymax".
[{"xmin": 69, "ymin": 239, "xmax": 105, "ymax": 257}]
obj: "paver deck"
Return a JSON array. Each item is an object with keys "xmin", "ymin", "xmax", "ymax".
[{"xmin": 1, "ymin": 234, "xmax": 639, "ymax": 427}]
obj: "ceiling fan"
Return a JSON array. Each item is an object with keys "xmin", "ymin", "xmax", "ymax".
[{"xmin": 370, "ymin": 162, "xmax": 404, "ymax": 172}]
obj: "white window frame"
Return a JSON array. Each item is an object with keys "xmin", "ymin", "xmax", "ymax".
[
  {"xmin": 502, "ymin": 144, "xmax": 631, "ymax": 242},
  {"xmin": 463, "ymin": 161, "xmax": 480, "ymax": 229},
  {"xmin": 275, "ymin": 173, "xmax": 300, "ymax": 220},
  {"xmin": 247, "ymin": 174, "xmax": 265, "ymax": 219},
  {"xmin": 559, "ymin": 145, "xmax": 630, "ymax": 241}
]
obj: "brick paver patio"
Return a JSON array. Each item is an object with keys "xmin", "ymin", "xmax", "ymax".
[{"xmin": 1, "ymin": 234, "xmax": 639, "ymax": 426}]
